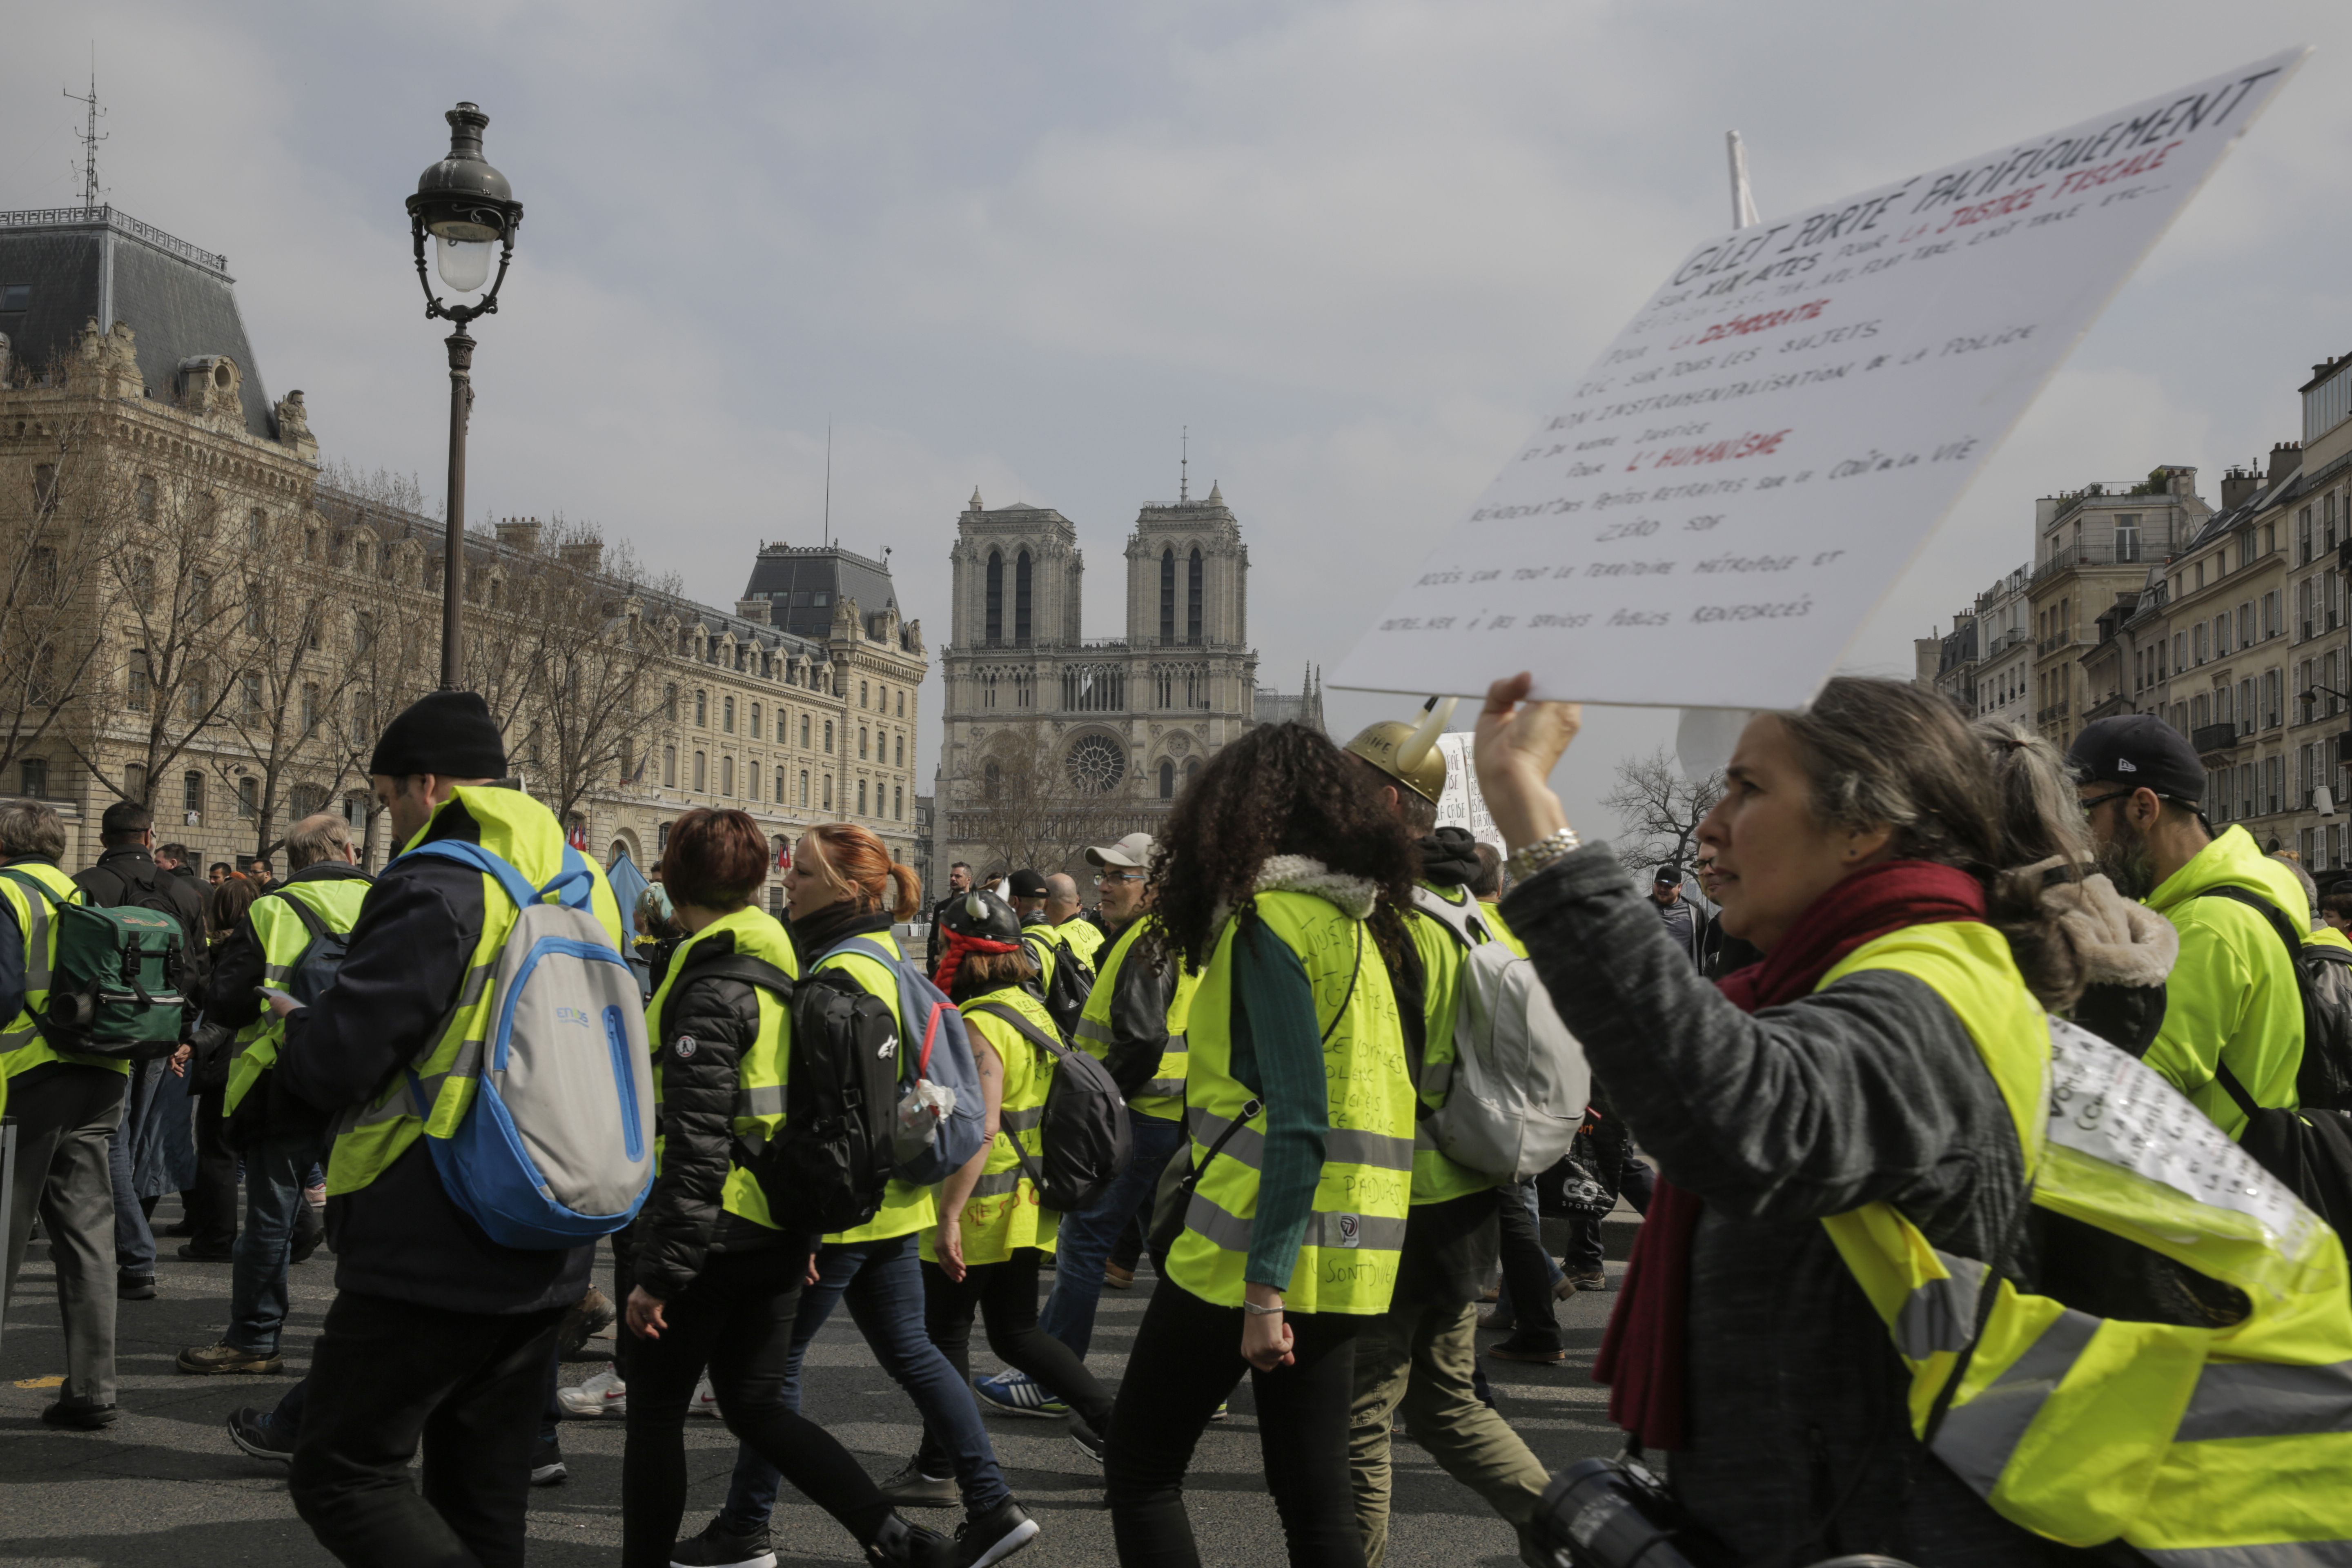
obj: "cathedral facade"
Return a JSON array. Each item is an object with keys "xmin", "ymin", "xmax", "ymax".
[{"xmin": 932, "ymin": 481, "xmax": 1320, "ymax": 880}]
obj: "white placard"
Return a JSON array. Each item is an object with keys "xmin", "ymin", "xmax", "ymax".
[
  {"xmin": 1432, "ymin": 733, "xmax": 1503, "ymax": 853},
  {"xmin": 1333, "ymin": 50, "xmax": 2306, "ymax": 711}
]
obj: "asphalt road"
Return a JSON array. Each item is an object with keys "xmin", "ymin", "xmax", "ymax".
[{"xmin": 1, "ymin": 1196, "xmax": 1625, "ymax": 1567}]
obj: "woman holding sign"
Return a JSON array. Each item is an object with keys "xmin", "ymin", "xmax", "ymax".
[{"xmin": 1472, "ymin": 676, "xmax": 2093, "ymax": 1563}]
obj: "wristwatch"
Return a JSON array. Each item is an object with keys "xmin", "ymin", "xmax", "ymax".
[{"xmin": 1506, "ymin": 825, "xmax": 1583, "ymax": 883}]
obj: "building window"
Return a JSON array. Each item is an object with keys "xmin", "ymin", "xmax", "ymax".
[
  {"xmin": 127, "ymin": 650, "xmax": 151, "ymax": 711},
  {"xmin": 986, "ymin": 550, "xmax": 1004, "ymax": 641},
  {"xmin": 1015, "ymin": 551, "xmax": 1033, "ymax": 644},
  {"xmin": 723, "ymin": 696, "xmax": 735, "ymax": 734},
  {"xmin": 896, "ymin": 690, "xmax": 904, "ymax": 717},
  {"xmin": 1160, "ymin": 759, "xmax": 1175, "ymax": 799},
  {"xmin": 237, "ymin": 777, "xmax": 258, "ymax": 818},
  {"xmin": 824, "ymin": 775, "xmax": 833, "ymax": 810},
  {"xmin": 824, "ymin": 721, "xmax": 834, "ymax": 753},
  {"xmin": 799, "ymin": 770, "xmax": 810, "ymax": 806},
  {"xmin": 695, "ymin": 690, "xmax": 708, "ymax": 726},
  {"xmin": 861, "ymin": 681, "xmax": 869, "ymax": 708},
  {"xmin": 659, "ymin": 821, "xmax": 672, "ymax": 855},
  {"xmin": 663, "ymin": 745, "xmax": 677, "ymax": 787},
  {"xmin": 800, "ymin": 715, "xmax": 811, "ymax": 748},
  {"xmin": 722, "ymin": 756, "xmax": 735, "ymax": 797},
  {"xmin": 775, "ymin": 766, "xmax": 786, "ymax": 803},
  {"xmin": 693, "ymin": 752, "xmax": 707, "ymax": 792},
  {"xmin": 894, "ymin": 786, "xmax": 903, "ymax": 820},
  {"xmin": 859, "ymin": 728, "xmax": 869, "ymax": 760},
  {"xmin": 894, "ymin": 734, "xmax": 904, "ymax": 767},
  {"xmin": 18, "ymin": 759, "xmax": 46, "ymax": 798},
  {"xmin": 749, "ymin": 702, "xmax": 761, "ymax": 739},
  {"xmin": 858, "ymin": 779, "xmax": 868, "ymax": 815},
  {"xmin": 1188, "ymin": 548, "xmax": 1204, "ymax": 644},
  {"xmin": 664, "ymin": 683, "xmax": 679, "ymax": 721},
  {"xmin": 183, "ymin": 771, "xmax": 204, "ymax": 816}
]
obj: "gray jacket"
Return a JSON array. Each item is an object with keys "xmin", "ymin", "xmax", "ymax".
[{"xmin": 1502, "ymin": 844, "xmax": 2096, "ymax": 1566}]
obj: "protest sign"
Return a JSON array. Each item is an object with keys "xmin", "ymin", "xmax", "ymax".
[
  {"xmin": 1432, "ymin": 732, "xmax": 1503, "ymax": 852},
  {"xmin": 1332, "ymin": 49, "xmax": 2307, "ymax": 712}
]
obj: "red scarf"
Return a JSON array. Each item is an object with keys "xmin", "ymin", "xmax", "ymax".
[
  {"xmin": 1591, "ymin": 859, "xmax": 1986, "ymax": 1451},
  {"xmin": 931, "ymin": 929, "xmax": 1021, "ymax": 994}
]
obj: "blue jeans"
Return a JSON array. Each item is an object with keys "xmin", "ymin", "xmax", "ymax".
[
  {"xmin": 717, "ymin": 1231, "xmax": 1009, "ymax": 1529},
  {"xmin": 108, "ymin": 1058, "xmax": 167, "ymax": 1278},
  {"xmin": 1038, "ymin": 1111, "xmax": 1188, "ymax": 1361},
  {"xmin": 227, "ymin": 1131, "xmax": 316, "ymax": 1353}
]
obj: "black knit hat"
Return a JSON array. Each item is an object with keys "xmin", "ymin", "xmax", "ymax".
[{"xmin": 368, "ymin": 690, "xmax": 508, "ymax": 780}]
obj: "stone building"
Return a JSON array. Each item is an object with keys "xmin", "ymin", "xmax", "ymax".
[
  {"xmin": 932, "ymin": 481, "xmax": 1318, "ymax": 883},
  {"xmin": 0, "ymin": 203, "xmax": 923, "ymax": 894},
  {"xmin": 1917, "ymin": 564, "xmax": 2033, "ymax": 730}
]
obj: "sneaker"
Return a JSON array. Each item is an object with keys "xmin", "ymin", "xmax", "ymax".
[
  {"xmin": 530, "ymin": 1440, "xmax": 568, "ymax": 1486},
  {"xmin": 668, "ymin": 1517, "xmax": 778, "ymax": 1568},
  {"xmin": 1207, "ymin": 1400, "xmax": 1228, "ymax": 1422},
  {"xmin": 689, "ymin": 1374, "xmax": 721, "ymax": 1417},
  {"xmin": 1568, "ymin": 1270, "xmax": 1609, "ymax": 1292},
  {"xmin": 955, "ymin": 1498, "xmax": 1040, "ymax": 1567},
  {"xmin": 1102, "ymin": 1262, "xmax": 1134, "ymax": 1290},
  {"xmin": 865, "ymin": 1515, "xmax": 957, "ymax": 1567},
  {"xmin": 1069, "ymin": 1421, "xmax": 1106, "ymax": 1465},
  {"xmin": 1490, "ymin": 1337, "xmax": 1567, "ymax": 1365},
  {"xmin": 226, "ymin": 1406, "xmax": 292, "ymax": 1462},
  {"xmin": 878, "ymin": 1457, "xmax": 959, "ymax": 1508},
  {"xmin": 560, "ymin": 1287, "xmax": 618, "ymax": 1358},
  {"xmin": 118, "ymin": 1273, "xmax": 156, "ymax": 1301},
  {"xmin": 972, "ymin": 1370, "xmax": 1067, "ymax": 1419},
  {"xmin": 177, "ymin": 1341, "xmax": 283, "ymax": 1376},
  {"xmin": 558, "ymin": 1364, "xmax": 627, "ymax": 1419},
  {"xmin": 40, "ymin": 1401, "xmax": 118, "ymax": 1430}
]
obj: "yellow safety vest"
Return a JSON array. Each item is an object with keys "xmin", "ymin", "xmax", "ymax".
[
  {"xmin": 225, "ymin": 876, "xmax": 374, "ymax": 1114},
  {"xmin": 922, "ymin": 984, "xmax": 1060, "ymax": 1266},
  {"xmin": 1054, "ymin": 917, "xmax": 1105, "ymax": 969},
  {"xmin": 1403, "ymin": 882, "xmax": 1527, "ymax": 1206},
  {"xmin": 648, "ymin": 904, "xmax": 799, "ymax": 1232},
  {"xmin": 0, "ymin": 861, "xmax": 124, "ymax": 1090},
  {"xmin": 1074, "ymin": 915, "xmax": 1194, "ymax": 1122},
  {"xmin": 324, "ymin": 786, "xmax": 625, "ymax": 1196},
  {"xmin": 817, "ymin": 928, "xmax": 940, "ymax": 1245},
  {"xmin": 1819, "ymin": 920, "xmax": 2352, "ymax": 1556},
  {"xmin": 1168, "ymin": 887, "xmax": 1414, "ymax": 1315}
]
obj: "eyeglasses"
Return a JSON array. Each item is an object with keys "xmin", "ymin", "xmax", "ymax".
[
  {"xmin": 1095, "ymin": 871, "xmax": 1145, "ymax": 885},
  {"xmin": 2079, "ymin": 790, "xmax": 2136, "ymax": 818}
]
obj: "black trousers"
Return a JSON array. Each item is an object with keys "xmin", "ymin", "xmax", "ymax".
[
  {"xmin": 621, "ymin": 1246, "xmax": 891, "ymax": 1568},
  {"xmin": 186, "ymin": 1083, "xmax": 239, "ymax": 1251},
  {"xmin": 289, "ymin": 1290, "xmax": 566, "ymax": 1568},
  {"xmin": 1494, "ymin": 1183, "xmax": 1561, "ymax": 1347},
  {"xmin": 917, "ymin": 1248, "xmax": 1114, "ymax": 1473},
  {"xmin": 1106, "ymin": 1280, "xmax": 1364, "ymax": 1568}
]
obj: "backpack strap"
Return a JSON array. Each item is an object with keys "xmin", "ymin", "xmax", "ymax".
[
  {"xmin": 2192, "ymin": 885, "xmax": 2309, "ymax": 1118},
  {"xmin": 1410, "ymin": 885, "xmax": 1492, "ymax": 949},
  {"xmin": 964, "ymin": 999, "xmax": 1072, "ymax": 1196},
  {"xmin": 270, "ymin": 888, "xmax": 335, "ymax": 947},
  {"xmin": 0, "ymin": 865, "xmax": 79, "ymax": 909},
  {"xmin": 401, "ymin": 839, "xmax": 542, "ymax": 910},
  {"xmin": 690, "ymin": 954, "xmax": 796, "ymax": 998}
]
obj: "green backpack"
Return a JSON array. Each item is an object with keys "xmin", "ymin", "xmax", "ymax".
[{"xmin": 0, "ymin": 869, "xmax": 188, "ymax": 1061}]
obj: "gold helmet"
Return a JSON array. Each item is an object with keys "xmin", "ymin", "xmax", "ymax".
[{"xmin": 1343, "ymin": 697, "xmax": 1457, "ymax": 804}]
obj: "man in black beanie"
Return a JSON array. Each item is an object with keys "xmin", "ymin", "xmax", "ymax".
[{"xmin": 271, "ymin": 690, "xmax": 617, "ymax": 1566}]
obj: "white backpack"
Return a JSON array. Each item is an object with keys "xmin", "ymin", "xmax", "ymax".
[{"xmin": 1412, "ymin": 888, "xmax": 1590, "ymax": 1185}]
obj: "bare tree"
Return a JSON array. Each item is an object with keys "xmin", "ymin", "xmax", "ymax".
[
  {"xmin": 1602, "ymin": 745, "xmax": 1724, "ymax": 878},
  {"xmin": 313, "ymin": 466, "xmax": 440, "ymax": 863},
  {"xmin": 953, "ymin": 720, "xmax": 1144, "ymax": 878}
]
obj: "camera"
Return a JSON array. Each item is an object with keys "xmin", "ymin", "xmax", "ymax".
[{"xmin": 1530, "ymin": 1458, "xmax": 1915, "ymax": 1568}]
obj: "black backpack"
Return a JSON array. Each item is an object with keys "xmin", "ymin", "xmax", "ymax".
[
  {"xmin": 2194, "ymin": 886, "xmax": 2352, "ymax": 1111},
  {"xmin": 965, "ymin": 999, "xmax": 1131, "ymax": 1213},
  {"xmin": 1023, "ymin": 928, "xmax": 1097, "ymax": 1042},
  {"xmin": 708, "ymin": 957, "xmax": 902, "ymax": 1236}
]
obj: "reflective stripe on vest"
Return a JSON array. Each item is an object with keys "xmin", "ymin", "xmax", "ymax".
[
  {"xmin": 647, "ymin": 904, "xmax": 800, "ymax": 1231},
  {"xmin": 817, "ymin": 932, "xmax": 939, "ymax": 1245},
  {"xmin": 1167, "ymin": 887, "xmax": 1413, "ymax": 1315},
  {"xmin": 324, "ymin": 787, "xmax": 625, "ymax": 1197},
  {"xmin": 225, "ymin": 878, "xmax": 373, "ymax": 1114},
  {"xmin": 1816, "ymin": 920, "xmax": 2352, "ymax": 1555},
  {"xmin": 1074, "ymin": 915, "xmax": 1194, "ymax": 1122}
]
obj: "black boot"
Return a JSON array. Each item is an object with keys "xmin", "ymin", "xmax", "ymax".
[{"xmin": 866, "ymin": 1513, "xmax": 957, "ymax": 1567}]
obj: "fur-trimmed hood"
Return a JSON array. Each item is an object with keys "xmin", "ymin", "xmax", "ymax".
[
  {"xmin": 1211, "ymin": 854, "xmax": 1381, "ymax": 930},
  {"xmin": 1999, "ymin": 856, "xmax": 2178, "ymax": 996}
]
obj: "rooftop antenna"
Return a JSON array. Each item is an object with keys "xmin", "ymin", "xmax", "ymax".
[
  {"xmin": 1180, "ymin": 425, "xmax": 1189, "ymax": 503},
  {"xmin": 65, "ymin": 47, "xmax": 107, "ymax": 209},
  {"xmin": 824, "ymin": 416, "xmax": 833, "ymax": 548}
]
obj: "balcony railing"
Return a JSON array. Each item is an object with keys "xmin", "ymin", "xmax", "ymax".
[
  {"xmin": 2036, "ymin": 701, "xmax": 2071, "ymax": 724},
  {"xmin": 2192, "ymin": 722, "xmax": 2245, "ymax": 756},
  {"xmin": 2037, "ymin": 632, "xmax": 2080, "ymax": 658},
  {"xmin": 1984, "ymin": 626, "xmax": 2029, "ymax": 656},
  {"xmin": 2032, "ymin": 541, "xmax": 2148, "ymax": 584}
]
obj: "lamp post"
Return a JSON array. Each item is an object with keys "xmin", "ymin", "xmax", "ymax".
[{"xmin": 406, "ymin": 101, "xmax": 523, "ymax": 690}]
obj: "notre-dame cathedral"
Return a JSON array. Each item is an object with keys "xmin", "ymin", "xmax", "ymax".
[{"xmin": 931, "ymin": 479, "xmax": 1322, "ymax": 878}]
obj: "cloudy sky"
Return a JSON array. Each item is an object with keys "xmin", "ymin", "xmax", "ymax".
[{"xmin": 9, "ymin": 0, "xmax": 2352, "ymax": 840}]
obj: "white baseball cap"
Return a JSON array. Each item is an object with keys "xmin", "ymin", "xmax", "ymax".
[{"xmin": 1086, "ymin": 831, "xmax": 1156, "ymax": 870}]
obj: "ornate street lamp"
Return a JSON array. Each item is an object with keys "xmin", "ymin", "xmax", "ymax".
[{"xmin": 406, "ymin": 101, "xmax": 523, "ymax": 689}]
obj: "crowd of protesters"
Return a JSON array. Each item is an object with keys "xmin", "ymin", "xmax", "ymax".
[{"xmin": 5, "ymin": 677, "xmax": 2347, "ymax": 1568}]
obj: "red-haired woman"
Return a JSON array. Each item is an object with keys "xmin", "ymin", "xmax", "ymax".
[
  {"xmin": 670, "ymin": 824, "xmax": 1036, "ymax": 1568},
  {"xmin": 621, "ymin": 809, "xmax": 953, "ymax": 1568}
]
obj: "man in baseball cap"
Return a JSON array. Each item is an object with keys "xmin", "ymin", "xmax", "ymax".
[
  {"xmin": 2067, "ymin": 713, "xmax": 2306, "ymax": 1140},
  {"xmin": 1006, "ymin": 868, "xmax": 1050, "ymax": 925}
]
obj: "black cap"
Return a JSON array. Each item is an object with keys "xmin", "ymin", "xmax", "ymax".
[
  {"xmin": 1653, "ymin": 864, "xmax": 1685, "ymax": 883},
  {"xmin": 368, "ymin": 690, "xmax": 508, "ymax": 780},
  {"xmin": 2066, "ymin": 715, "xmax": 2207, "ymax": 803},
  {"xmin": 1007, "ymin": 869, "xmax": 1049, "ymax": 898}
]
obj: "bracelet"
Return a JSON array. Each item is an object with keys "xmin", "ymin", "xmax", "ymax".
[
  {"xmin": 1241, "ymin": 1298, "xmax": 1285, "ymax": 1316},
  {"xmin": 1506, "ymin": 825, "xmax": 1583, "ymax": 883}
]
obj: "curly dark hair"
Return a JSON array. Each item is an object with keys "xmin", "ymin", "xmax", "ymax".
[{"xmin": 1151, "ymin": 722, "xmax": 1416, "ymax": 971}]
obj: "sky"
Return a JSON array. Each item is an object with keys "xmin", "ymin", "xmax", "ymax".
[{"xmin": 8, "ymin": 0, "xmax": 2352, "ymax": 844}]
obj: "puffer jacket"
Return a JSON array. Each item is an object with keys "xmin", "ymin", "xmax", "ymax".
[{"xmin": 631, "ymin": 929, "xmax": 798, "ymax": 1299}]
